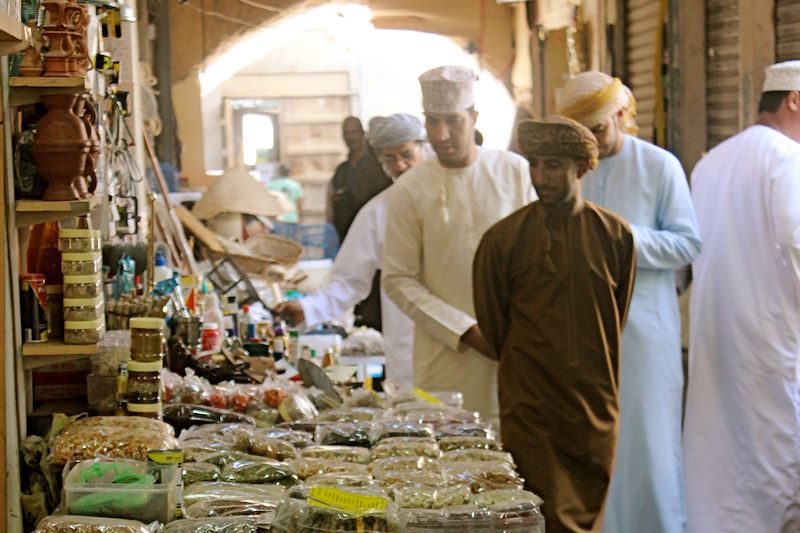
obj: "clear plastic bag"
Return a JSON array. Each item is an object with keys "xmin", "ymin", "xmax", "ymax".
[
  {"xmin": 182, "ymin": 482, "xmax": 286, "ymax": 507},
  {"xmin": 300, "ymin": 445, "xmax": 371, "ymax": 464},
  {"xmin": 369, "ymin": 457, "xmax": 440, "ymax": 478},
  {"xmin": 315, "ymin": 422, "xmax": 374, "ymax": 447},
  {"xmin": 183, "ymin": 498, "xmax": 281, "ymax": 519},
  {"xmin": 435, "ymin": 424, "xmax": 496, "ymax": 441},
  {"xmin": 231, "ymin": 427, "xmax": 298, "ymax": 460},
  {"xmin": 277, "ymin": 393, "xmax": 319, "ymax": 423},
  {"xmin": 472, "ymin": 489, "xmax": 543, "ymax": 508},
  {"xmin": 290, "ymin": 457, "xmax": 369, "ymax": 480},
  {"xmin": 219, "ymin": 457, "xmax": 299, "ymax": 486},
  {"xmin": 374, "ymin": 470, "xmax": 445, "ymax": 491},
  {"xmin": 305, "ymin": 472, "xmax": 376, "ymax": 488},
  {"xmin": 270, "ymin": 484, "xmax": 399, "ymax": 532},
  {"xmin": 436, "ymin": 437, "xmax": 500, "ymax": 453},
  {"xmin": 370, "ymin": 437, "xmax": 440, "ymax": 460},
  {"xmin": 442, "ymin": 462, "xmax": 524, "ymax": 494},
  {"xmin": 393, "ymin": 484, "xmax": 473, "ymax": 509},
  {"xmin": 258, "ymin": 428, "xmax": 315, "ymax": 449},
  {"xmin": 183, "ymin": 462, "xmax": 221, "ymax": 486},
  {"xmin": 440, "ymin": 449, "xmax": 515, "ymax": 466},
  {"xmin": 34, "ymin": 515, "xmax": 158, "ymax": 533},
  {"xmin": 157, "ymin": 517, "xmax": 259, "ymax": 533},
  {"xmin": 51, "ymin": 426, "xmax": 178, "ymax": 465},
  {"xmin": 371, "ymin": 421, "xmax": 435, "ymax": 442},
  {"xmin": 314, "ymin": 408, "xmax": 385, "ymax": 423}
]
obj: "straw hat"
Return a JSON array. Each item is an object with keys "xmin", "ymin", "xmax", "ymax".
[{"xmin": 192, "ymin": 166, "xmax": 294, "ymax": 220}]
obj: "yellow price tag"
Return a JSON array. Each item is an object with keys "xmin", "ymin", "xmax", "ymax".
[
  {"xmin": 413, "ymin": 387, "xmax": 442, "ymax": 405},
  {"xmin": 308, "ymin": 487, "xmax": 388, "ymax": 517}
]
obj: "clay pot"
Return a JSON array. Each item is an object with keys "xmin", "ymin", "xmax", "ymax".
[
  {"xmin": 32, "ymin": 93, "xmax": 93, "ymax": 201},
  {"xmin": 42, "ymin": 29, "xmax": 77, "ymax": 77}
]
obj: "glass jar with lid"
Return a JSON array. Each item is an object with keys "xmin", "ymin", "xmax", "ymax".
[
  {"xmin": 127, "ymin": 401, "xmax": 162, "ymax": 419},
  {"xmin": 130, "ymin": 317, "xmax": 165, "ymax": 362},
  {"xmin": 61, "ymin": 252, "xmax": 102, "ymax": 275},
  {"xmin": 58, "ymin": 228, "xmax": 101, "ymax": 253},
  {"xmin": 126, "ymin": 360, "xmax": 162, "ymax": 403},
  {"xmin": 63, "ymin": 274, "xmax": 102, "ymax": 298},
  {"xmin": 64, "ymin": 318, "xmax": 104, "ymax": 345},
  {"xmin": 63, "ymin": 295, "xmax": 103, "ymax": 321}
]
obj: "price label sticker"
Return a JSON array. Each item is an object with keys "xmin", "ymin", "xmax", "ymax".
[
  {"xmin": 413, "ymin": 387, "xmax": 443, "ymax": 405},
  {"xmin": 308, "ymin": 487, "xmax": 388, "ymax": 516}
]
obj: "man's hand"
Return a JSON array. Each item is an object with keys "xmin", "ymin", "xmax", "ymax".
[
  {"xmin": 274, "ymin": 300, "xmax": 305, "ymax": 326},
  {"xmin": 460, "ymin": 325, "xmax": 495, "ymax": 359}
]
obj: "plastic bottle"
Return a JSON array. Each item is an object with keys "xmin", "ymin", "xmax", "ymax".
[
  {"xmin": 272, "ymin": 320, "xmax": 286, "ymax": 360},
  {"xmin": 202, "ymin": 292, "xmax": 224, "ymax": 330},
  {"xmin": 152, "ymin": 251, "xmax": 173, "ymax": 283}
]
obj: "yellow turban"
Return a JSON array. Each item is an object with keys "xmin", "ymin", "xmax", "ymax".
[
  {"xmin": 555, "ymin": 71, "xmax": 638, "ymax": 135},
  {"xmin": 517, "ymin": 116, "xmax": 600, "ymax": 170}
]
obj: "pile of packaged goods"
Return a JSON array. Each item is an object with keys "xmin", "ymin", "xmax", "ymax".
[{"xmin": 33, "ymin": 385, "xmax": 544, "ymax": 532}]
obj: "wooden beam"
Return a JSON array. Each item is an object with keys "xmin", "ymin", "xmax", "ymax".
[
  {"xmin": 739, "ymin": 0, "xmax": 775, "ymax": 127},
  {"xmin": 668, "ymin": 0, "xmax": 707, "ymax": 174}
]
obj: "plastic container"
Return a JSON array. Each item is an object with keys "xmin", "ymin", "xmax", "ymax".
[
  {"xmin": 127, "ymin": 360, "xmax": 162, "ymax": 403},
  {"xmin": 64, "ymin": 274, "xmax": 102, "ymax": 298},
  {"xmin": 64, "ymin": 318, "xmax": 104, "ymax": 345},
  {"xmin": 152, "ymin": 250, "xmax": 173, "ymax": 283},
  {"xmin": 91, "ymin": 330, "xmax": 131, "ymax": 376},
  {"xmin": 87, "ymin": 374, "xmax": 117, "ymax": 415},
  {"xmin": 58, "ymin": 228, "xmax": 102, "ymax": 252},
  {"xmin": 201, "ymin": 322, "xmax": 221, "ymax": 352},
  {"xmin": 130, "ymin": 317, "xmax": 165, "ymax": 362},
  {"xmin": 127, "ymin": 401, "xmax": 163, "ymax": 419},
  {"xmin": 45, "ymin": 284, "xmax": 63, "ymax": 338},
  {"xmin": 61, "ymin": 252, "xmax": 102, "ymax": 275},
  {"xmin": 62, "ymin": 458, "xmax": 178, "ymax": 524},
  {"xmin": 63, "ymin": 295, "xmax": 104, "ymax": 321}
]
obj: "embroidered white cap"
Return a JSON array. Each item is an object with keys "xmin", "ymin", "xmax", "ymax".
[
  {"xmin": 419, "ymin": 66, "xmax": 476, "ymax": 113},
  {"xmin": 763, "ymin": 61, "xmax": 800, "ymax": 92}
]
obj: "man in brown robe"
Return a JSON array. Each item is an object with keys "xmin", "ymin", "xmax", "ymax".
[{"xmin": 473, "ymin": 117, "xmax": 636, "ymax": 533}]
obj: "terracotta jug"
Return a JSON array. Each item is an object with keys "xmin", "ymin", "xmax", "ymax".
[
  {"xmin": 33, "ymin": 93, "xmax": 94, "ymax": 201},
  {"xmin": 42, "ymin": 29, "xmax": 76, "ymax": 76}
]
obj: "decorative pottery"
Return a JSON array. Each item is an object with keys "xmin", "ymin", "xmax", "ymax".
[{"xmin": 32, "ymin": 93, "xmax": 93, "ymax": 200}]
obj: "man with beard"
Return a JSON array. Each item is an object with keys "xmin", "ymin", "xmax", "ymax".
[{"xmin": 474, "ymin": 117, "xmax": 636, "ymax": 533}]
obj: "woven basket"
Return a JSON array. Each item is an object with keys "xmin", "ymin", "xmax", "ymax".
[{"xmin": 245, "ymin": 233, "xmax": 303, "ymax": 265}]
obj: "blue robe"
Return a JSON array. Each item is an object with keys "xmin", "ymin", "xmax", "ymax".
[{"xmin": 583, "ymin": 136, "xmax": 701, "ymax": 533}]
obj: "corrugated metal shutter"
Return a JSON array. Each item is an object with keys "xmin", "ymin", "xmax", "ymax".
[
  {"xmin": 625, "ymin": 0, "xmax": 659, "ymax": 143},
  {"xmin": 705, "ymin": 0, "xmax": 740, "ymax": 148},
  {"xmin": 776, "ymin": 0, "xmax": 800, "ymax": 61}
]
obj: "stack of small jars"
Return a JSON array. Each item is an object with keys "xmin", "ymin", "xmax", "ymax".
[
  {"xmin": 59, "ymin": 228, "xmax": 105, "ymax": 345},
  {"xmin": 126, "ymin": 317, "xmax": 165, "ymax": 419}
]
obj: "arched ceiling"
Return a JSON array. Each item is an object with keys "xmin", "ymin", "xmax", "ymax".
[{"xmin": 169, "ymin": 0, "xmax": 518, "ymax": 83}]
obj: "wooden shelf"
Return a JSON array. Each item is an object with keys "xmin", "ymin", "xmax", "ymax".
[
  {"xmin": 22, "ymin": 340, "xmax": 97, "ymax": 370},
  {"xmin": 0, "ymin": 13, "xmax": 30, "ymax": 56},
  {"xmin": 22, "ymin": 340, "xmax": 98, "ymax": 356},
  {"xmin": 10, "ymin": 76, "xmax": 89, "ymax": 106},
  {"xmin": 15, "ymin": 196, "xmax": 101, "ymax": 227}
]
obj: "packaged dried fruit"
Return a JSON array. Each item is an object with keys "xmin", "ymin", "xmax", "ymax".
[
  {"xmin": 393, "ymin": 484, "xmax": 473, "ymax": 509},
  {"xmin": 182, "ymin": 462, "xmax": 221, "ymax": 486},
  {"xmin": 290, "ymin": 457, "xmax": 369, "ymax": 480},
  {"xmin": 437, "ymin": 436, "xmax": 500, "ymax": 453},
  {"xmin": 34, "ymin": 515, "xmax": 157, "ymax": 533},
  {"xmin": 370, "ymin": 437, "xmax": 440, "ymax": 460},
  {"xmin": 314, "ymin": 407, "xmax": 385, "ymax": 423},
  {"xmin": 368, "ymin": 456, "xmax": 440, "ymax": 478},
  {"xmin": 440, "ymin": 449, "xmax": 515, "ymax": 466},
  {"xmin": 371, "ymin": 421, "xmax": 435, "ymax": 443},
  {"xmin": 315, "ymin": 422, "xmax": 374, "ymax": 447},
  {"xmin": 442, "ymin": 462, "xmax": 524, "ymax": 494},
  {"xmin": 219, "ymin": 457, "xmax": 298, "ymax": 486},
  {"xmin": 300, "ymin": 445, "xmax": 371, "ymax": 464}
]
